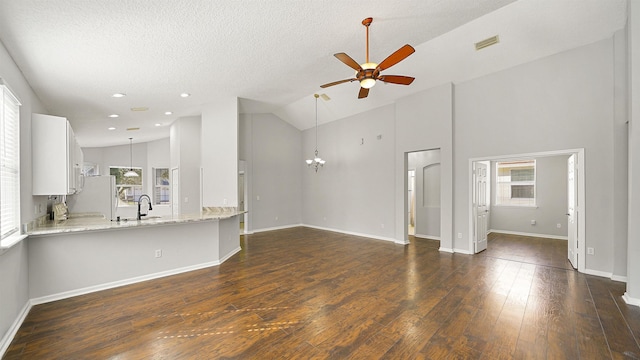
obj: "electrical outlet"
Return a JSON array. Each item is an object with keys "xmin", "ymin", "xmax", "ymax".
[
  {"xmin": 381, "ymin": 223, "xmax": 385, "ymax": 229},
  {"xmin": 530, "ymin": 220, "xmax": 536, "ymax": 225},
  {"xmin": 275, "ymin": 216, "xmax": 278, "ymax": 221},
  {"xmin": 223, "ymin": 198, "xmax": 227, "ymax": 205},
  {"xmin": 256, "ymin": 195, "xmax": 260, "ymax": 201},
  {"xmin": 184, "ymin": 197, "xmax": 189, "ymax": 203},
  {"xmin": 457, "ymin": 233, "xmax": 462, "ymax": 239},
  {"xmin": 587, "ymin": 247, "xmax": 594, "ymax": 255},
  {"xmin": 155, "ymin": 249, "xmax": 162, "ymax": 258},
  {"xmin": 557, "ymin": 223, "xmax": 562, "ymax": 228}
]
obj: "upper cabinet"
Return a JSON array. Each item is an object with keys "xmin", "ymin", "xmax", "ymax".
[{"xmin": 32, "ymin": 113, "xmax": 83, "ymax": 195}]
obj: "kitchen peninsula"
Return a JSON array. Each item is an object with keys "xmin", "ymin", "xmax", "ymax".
[{"xmin": 26, "ymin": 207, "xmax": 244, "ymax": 304}]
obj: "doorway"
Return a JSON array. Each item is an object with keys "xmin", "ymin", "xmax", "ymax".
[
  {"xmin": 469, "ymin": 149, "xmax": 585, "ymax": 272},
  {"xmin": 407, "ymin": 149, "xmax": 441, "ymax": 241}
]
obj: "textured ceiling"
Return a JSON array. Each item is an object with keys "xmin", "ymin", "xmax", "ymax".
[{"xmin": 0, "ymin": 0, "xmax": 628, "ymax": 147}]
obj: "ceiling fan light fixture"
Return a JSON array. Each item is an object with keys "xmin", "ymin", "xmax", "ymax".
[
  {"xmin": 361, "ymin": 62, "xmax": 378, "ymax": 70},
  {"xmin": 320, "ymin": 17, "xmax": 415, "ymax": 98},
  {"xmin": 360, "ymin": 78, "xmax": 376, "ymax": 89}
]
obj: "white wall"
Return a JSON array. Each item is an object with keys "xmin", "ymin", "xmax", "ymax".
[
  {"xmin": 302, "ymin": 105, "xmax": 396, "ymax": 240},
  {"xmin": 490, "ymin": 155, "xmax": 569, "ymax": 238},
  {"xmin": 395, "ymin": 83, "xmax": 454, "ymax": 249},
  {"xmin": 201, "ymin": 98, "xmax": 238, "ymax": 207},
  {"xmin": 0, "ymin": 38, "xmax": 46, "ymax": 351},
  {"xmin": 453, "ymin": 36, "xmax": 625, "ymax": 275},
  {"xmin": 626, "ymin": 1, "xmax": 640, "ymax": 303},
  {"xmin": 170, "ymin": 116, "xmax": 201, "ymax": 214},
  {"xmin": 27, "ymin": 219, "xmax": 239, "ymax": 301},
  {"xmin": 408, "ymin": 149, "xmax": 441, "ymax": 239},
  {"xmin": 240, "ymin": 113, "xmax": 302, "ymax": 232}
]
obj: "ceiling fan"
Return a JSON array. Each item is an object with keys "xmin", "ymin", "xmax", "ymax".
[{"xmin": 320, "ymin": 17, "xmax": 415, "ymax": 99}]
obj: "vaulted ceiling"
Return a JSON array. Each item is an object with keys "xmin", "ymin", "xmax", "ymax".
[{"xmin": 0, "ymin": 0, "xmax": 628, "ymax": 147}]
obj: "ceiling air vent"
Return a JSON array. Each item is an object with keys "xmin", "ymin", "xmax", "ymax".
[
  {"xmin": 475, "ymin": 35, "xmax": 500, "ymax": 51},
  {"xmin": 126, "ymin": 127, "xmax": 140, "ymax": 131}
]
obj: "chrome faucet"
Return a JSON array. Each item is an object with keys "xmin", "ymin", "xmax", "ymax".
[{"xmin": 137, "ymin": 194, "xmax": 153, "ymax": 220}]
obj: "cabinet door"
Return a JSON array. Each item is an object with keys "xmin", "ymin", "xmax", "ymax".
[
  {"xmin": 67, "ymin": 123, "xmax": 75, "ymax": 193},
  {"xmin": 32, "ymin": 114, "xmax": 72, "ymax": 195}
]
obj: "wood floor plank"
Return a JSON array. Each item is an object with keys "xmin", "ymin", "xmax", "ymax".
[{"xmin": 3, "ymin": 227, "xmax": 638, "ymax": 359}]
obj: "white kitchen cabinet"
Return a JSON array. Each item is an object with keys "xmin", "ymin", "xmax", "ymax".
[{"xmin": 32, "ymin": 113, "xmax": 83, "ymax": 195}]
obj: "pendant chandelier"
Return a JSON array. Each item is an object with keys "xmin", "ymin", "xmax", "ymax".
[
  {"xmin": 124, "ymin": 137, "xmax": 139, "ymax": 177},
  {"xmin": 305, "ymin": 94, "xmax": 326, "ymax": 172}
]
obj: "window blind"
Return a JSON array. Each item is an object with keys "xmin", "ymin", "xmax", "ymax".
[{"xmin": 1, "ymin": 83, "xmax": 21, "ymax": 240}]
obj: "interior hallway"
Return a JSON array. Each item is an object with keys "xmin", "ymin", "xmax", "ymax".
[{"xmin": 4, "ymin": 228, "xmax": 639, "ymax": 359}]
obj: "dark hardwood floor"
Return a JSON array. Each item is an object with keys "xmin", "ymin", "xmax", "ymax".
[{"xmin": 4, "ymin": 227, "xmax": 639, "ymax": 359}]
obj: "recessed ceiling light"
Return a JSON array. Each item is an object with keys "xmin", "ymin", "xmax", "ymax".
[
  {"xmin": 180, "ymin": 93, "xmax": 190, "ymax": 98},
  {"xmin": 108, "ymin": 127, "xmax": 116, "ymax": 130},
  {"xmin": 164, "ymin": 111, "xmax": 173, "ymax": 115},
  {"xmin": 108, "ymin": 114, "xmax": 119, "ymax": 118},
  {"xmin": 112, "ymin": 93, "xmax": 126, "ymax": 98},
  {"xmin": 155, "ymin": 123, "xmax": 162, "ymax": 127}
]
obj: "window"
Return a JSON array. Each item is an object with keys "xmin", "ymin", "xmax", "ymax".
[
  {"xmin": 1, "ymin": 82, "xmax": 21, "ymax": 242},
  {"xmin": 109, "ymin": 167, "xmax": 143, "ymax": 206},
  {"xmin": 153, "ymin": 168, "xmax": 170, "ymax": 205},
  {"xmin": 495, "ymin": 160, "xmax": 536, "ymax": 206}
]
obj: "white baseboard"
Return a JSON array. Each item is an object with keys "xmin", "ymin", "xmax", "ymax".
[
  {"xmin": 611, "ymin": 275, "xmax": 628, "ymax": 283},
  {"xmin": 251, "ymin": 223, "xmax": 303, "ymax": 233},
  {"xmin": 415, "ymin": 234, "xmax": 441, "ymax": 241},
  {"xmin": 489, "ymin": 229, "xmax": 568, "ymax": 240},
  {"xmin": 302, "ymin": 224, "xmax": 398, "ymax": 243},
  {"xmin": 453, "ymin": 248, "xmax": 473, "ymax": 255},
  {"xmin": 439, "ymin": 247, "xmax": 454, "ymax": 253},
  {"xmin": 583, "ymin": 268, "xmax": 613, "ymax": 279},
  {"xmin": 220, "ymin": 246, "xmax": 241, "ymax": 263},
  {"xmin": 30, "ymin": 260, "xmax": 221, "ymax": 305},
  {"xmin": 0, "ymin": 301, "xmax": 32, "ymax": 358},
  {"xmin": 623, "ymin": 293, "xmax": 640, "ymax": 307},
  {"xmin": 3, "ymin": 249, "xmax": 244, "ymax": 357}
]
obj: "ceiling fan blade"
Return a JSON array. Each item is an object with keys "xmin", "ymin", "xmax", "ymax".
[
  {"xmin": 377, "ymin": 44, "xmax": 415, "ymax": 71},
  {"xmin": 320, "ymin": 78, "xmax": 357, "ymax": 88},
  {"xmin": 334, "ymin": 53, "xmax": 363, "ymax": 71},
  {"xmin": 358, "ymin": 87, "xmax": 370, "ymax": 99},
  {"xmin": 378, "ymin": 75, "xmax": 415, "ymax": 85}
]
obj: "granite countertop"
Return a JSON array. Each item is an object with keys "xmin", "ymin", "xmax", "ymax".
[{"xmin": 27, "ymin": 207, "xmax": 246, "ymax": 236}]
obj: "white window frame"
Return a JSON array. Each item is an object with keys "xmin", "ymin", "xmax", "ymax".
[
  {"xmin": 495, "ymin": 159, "xmax": 537, "ymax": 207},
  {"xmin": 152, "ymin": 167, "xmax": 170, "ymax": 206},
  {"xmin": 0, "ymin": 80, "xmax": 25, "ymax": 250},
  {"xmin": 109, "ymin": 166, "xmax": 143, "ymax": 207}
]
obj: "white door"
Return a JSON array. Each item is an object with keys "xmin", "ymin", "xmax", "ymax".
[
  {"xmin": 567, "ymin": 154, "xmax": 578, "ymax": 269},
  {"xmin": 474, "ymin": 163, "xmax": 489, "ymax": 253}
]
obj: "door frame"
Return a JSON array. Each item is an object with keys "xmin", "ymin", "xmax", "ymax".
[{"xmin": 467, "ymin": 148, "xmax": 586, "ymax": 273}]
